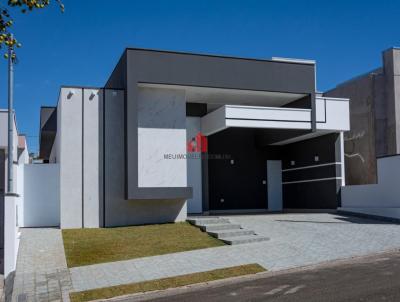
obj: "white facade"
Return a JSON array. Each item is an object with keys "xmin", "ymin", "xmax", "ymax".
[
  {"xmin": 201, "ymin": 97, "xmax": 350, "ymax": 136},
  {"xmin": 50, "ymin": 88, "xmax": 103, "ymax": 228},
  {"xmin": 137, "ymin": 87, "xmax": 187, "ymax": 188},
  {"xmin": 23, "ymin": 164, "xmax": 60, "ymax": 227}
]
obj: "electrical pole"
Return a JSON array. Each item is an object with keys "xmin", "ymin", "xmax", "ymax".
[{"xmin": 7, "ymin": 36, "xmax": 14, "ymax": 194}]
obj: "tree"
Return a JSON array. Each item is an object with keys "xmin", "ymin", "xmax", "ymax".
[{"xmin": 0, "ymin": 0, "xmax": 64, "ymax": 58}]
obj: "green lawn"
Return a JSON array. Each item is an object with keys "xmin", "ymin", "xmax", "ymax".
[
  {"xmin": 62, "ymin": 222, "xmax": 225, "ymax": 267},
  {"xmin": 69, "ymin": 264, "xmax": 266, "ymax": 302}
]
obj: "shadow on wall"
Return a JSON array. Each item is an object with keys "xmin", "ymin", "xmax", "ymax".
[{"xmin": 106, "ymin": 199, "xmax": 187, "ymax": 227}]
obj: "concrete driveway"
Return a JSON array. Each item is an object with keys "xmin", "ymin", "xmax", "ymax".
[
  {"xmin": 70, "ymin": 212, "xmax": 400, "ymax": 292},
  {"xmin": 14, "ymin": 213, "xmax": 400, "ymax": 300},
  {"xmin": 223, "ymin": 212, "xmax": 400, "ymax": 270}
]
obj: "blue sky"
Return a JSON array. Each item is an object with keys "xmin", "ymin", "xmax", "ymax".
[{"xmin": 0, "ymin": 0, "xmax": 399, "ymax": 154}]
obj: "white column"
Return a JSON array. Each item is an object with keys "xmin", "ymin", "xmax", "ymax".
[{"xmin": 340, "ymin": 131, "xmax": 346, "ymax": 186}]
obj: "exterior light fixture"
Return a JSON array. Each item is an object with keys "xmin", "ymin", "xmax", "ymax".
[
  {"xmin": 67, "ymin": 90, "xmax": 75, "ymax": 99},
  {"xmin": 89, "ymin": 91, "xmax": 96, "ymax": 100}
]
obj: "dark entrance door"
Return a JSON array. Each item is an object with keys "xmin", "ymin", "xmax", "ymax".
[{"xmin": 207, "ymin": 128, "xmax": 268, "ymax": 211}]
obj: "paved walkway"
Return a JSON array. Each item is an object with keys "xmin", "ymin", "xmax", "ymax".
[
  {"xmin": 12, "ymin": 228, "xmax": 72, "ymax": 302},
  {"xmin": 70, "ymin": 213, "xmax": 400, "ymax": 292}
]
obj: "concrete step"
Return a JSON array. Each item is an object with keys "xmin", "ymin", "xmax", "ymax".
[
  {"xmin": 187, "ymin": 217, "xmax": 230, "ymax": 226},
  {"xmin": 221, "ymin": 235, "xmax": 269, "ymax": 245},
  {"xmin": 199, "ymin": 223, "xmax": 242, "ymax": 232},
  {"xmin": 208, "ymin": 229, "xmax": 255, "ymax": 239}
]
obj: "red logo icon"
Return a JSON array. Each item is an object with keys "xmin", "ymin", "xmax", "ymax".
[{"xmin": 187, "ymin": 132, "xmax": 208, "ymax": 153}]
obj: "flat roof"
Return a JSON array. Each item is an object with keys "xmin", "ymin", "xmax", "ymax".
[{"xmin": 126, "ymin": 47, "xmax": 316, "ymax": 66}]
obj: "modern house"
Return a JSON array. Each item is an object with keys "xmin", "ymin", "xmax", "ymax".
[
  {"xmin": 325, "ymin": 47, "xmax": 400, "ymax": 185},
  {"xmin": 39, "ymin": 48, "xmax": 350, "ymax": 229},
  {"xmin": 0, "ymin": 110, "xmax": 29, "ymax": 278}
]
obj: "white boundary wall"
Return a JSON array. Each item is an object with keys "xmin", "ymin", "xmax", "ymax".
[
  {"xmin": 340, "ymin": 155, "xmax": 400, "ymax": 219},
  {"xmin": 23, "ymin": 164, "xmax": 60, "ymax": 227},
  {"xmin": 4, "ymin": 194, "xmax": 18, "ymax": 278}
]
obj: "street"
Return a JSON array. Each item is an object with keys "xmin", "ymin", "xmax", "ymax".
[{"xmin": 123, "ymin": 250, "xmax": 400, "ymax": 302}]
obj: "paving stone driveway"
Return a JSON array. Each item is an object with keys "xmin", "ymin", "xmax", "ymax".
[
  {"xmin": 12, "ymin": 228, "xmax": 72, "ymax": 302},
  {"xmin": 70, "ymin": 213, "xmax": 400, "ymax": 292},
  {"xmin": 11, "ymin": 214, "xmax": 400, "ymax": 300}
]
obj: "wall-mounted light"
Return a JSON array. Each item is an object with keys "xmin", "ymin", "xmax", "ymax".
[
  {"xmin": 290, "ymin": 160, "xmax": 295, "ymax": 166},
  {"xmin": 67, "ymin": 90, "xmax": 75, "ymax": 99},
  {"xmin": 314, "ymin": 155, "xmax": 319, "ymax": 162},
  {"xmin": 230, "ymin": 159, "xmax": 234, "ymax": 165},
  {"xmin": 89, "ymin": 90, "xmax": 96, "ymax": 100}
]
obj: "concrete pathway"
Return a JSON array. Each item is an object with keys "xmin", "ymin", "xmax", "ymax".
[
  {"xmin": 70, "ymin": 213, "xmax": 400, "ymax": 292},
  {"xmin": 12, "ymin": 228, "xmax": 72, "ymax": 302}
]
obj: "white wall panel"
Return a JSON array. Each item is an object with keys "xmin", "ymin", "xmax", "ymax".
[
  {"xmin": 59, "ymin": 88, "xmax": 83, "ymax": 228},
  {"xmin": 24, "ymin": 164, "xmax": 60, "ymax": 227},
  {"xmin": 83, "ymin": 88, "xmax": 101, "ymax": 228},
  {"xmin": 316, "ymin": 97, "xmax": 350, "ymax": 131},
  {"xmin": 137, "ymin": 87, "xmax": 187, "ymax": 188},
  {"xmin": 342, "ymin": 156, "xmax": 400, "ymax": 207},
  {"xmin": 226, "ymin": 105, "xmax": 311, "ymax": 121}
]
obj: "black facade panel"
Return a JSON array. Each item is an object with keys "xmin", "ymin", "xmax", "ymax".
[
  {"xmin": 39, "ymin": 106, "xmax": 57, "ymax": 160},
  {"xmin": 255, "ymin": 129, "xmax": 311, "ymax": 147},
  {"xmin": 186, "ymin": 103, "xmax": 207, "ymax": 117},
  {"xmin": 207, "ymin": 128, "xmax": 281, "ymax": 210},
  {"xmin": 283, "ymin": 165, "xmax": 338, "ymax": 182},
  {"xmin": 283, "ymin": 95, "xmax": 312, "ymax": 109},
  {"xmin": 281, "ymin": 133, "xmax": 342, "ymax": 209},
  {"xmin": 283, "ymin": 180, "xmax": 340, "ymax": 209},
  {"xmin": 282, "ymin": 134, "xmax": 340, "ymax": 169}
]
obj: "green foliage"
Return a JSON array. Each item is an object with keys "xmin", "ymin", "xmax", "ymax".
[{"xmin": 0, "ymin": 0, "xmax": 64, "ymax": 58}]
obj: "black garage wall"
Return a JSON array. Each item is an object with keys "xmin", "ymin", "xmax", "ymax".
[
  {"xmin": 206, "ymin": 130, "xmax": 342, "ymax": 211},
  {"xmin": 207, "ymin": 128, "xmax": 281, "ymax": 210},
  {"xmin": 282, "ymin": 133, "xmax": 342, "ymax": 209}
]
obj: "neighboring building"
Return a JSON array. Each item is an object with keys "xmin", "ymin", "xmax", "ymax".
[
  {"xmin": 0, "ymin": 110, "xmax": 29, "ymax": 277},
  {"xmin": 39, "ymin": 48, "xmax": 350, "ymax": 229},
  {"xmin": 325, "ymin": 48, "xmax": 400, "ymax": 185}
]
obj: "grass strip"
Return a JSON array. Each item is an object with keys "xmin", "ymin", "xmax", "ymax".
[
  {"xmin": 62, "ymin": 222, "xmax": 225, "ymax": 267},
  {"xmin": 70, "ymin": 263, "xmax": 266, "ymax": 302}
]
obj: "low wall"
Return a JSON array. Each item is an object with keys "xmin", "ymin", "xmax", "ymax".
[
  {"xmin": 4, "ymin": 194, "xmax": 19, "ymax": 279},
  {"xmin": 23, "ymin": 164, "xmax": 60, "ymax": 227},
  {"xmin": 340, "ymin": 155, "xmax": 400, "ymax": 219}
]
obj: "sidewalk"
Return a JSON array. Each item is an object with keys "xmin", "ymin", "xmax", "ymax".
[{"xmin": 11, "ymin": 228, "xmax": 72, "ymax": 302}]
